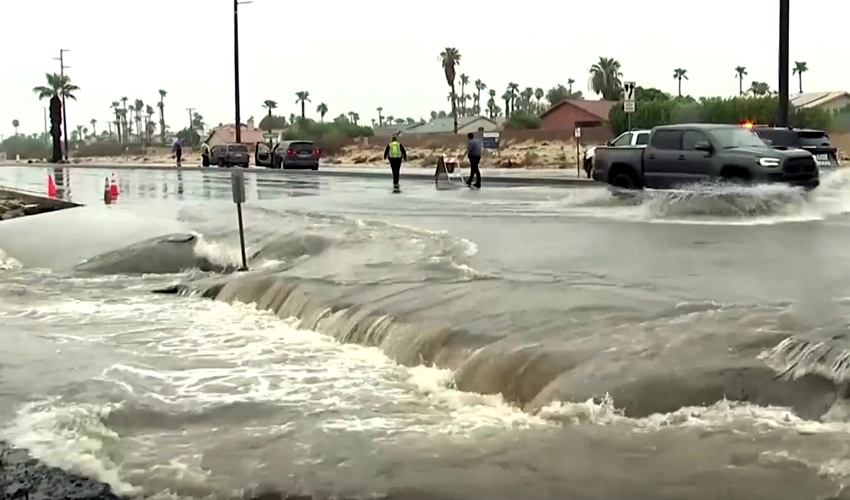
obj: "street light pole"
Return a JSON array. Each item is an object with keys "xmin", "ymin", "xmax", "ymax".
[
  {"xmin": 54, "ymin": 49, "xmax": 71, "ymax": 160},
  {"xmin": 777, "ymin": 0, "xmax": 790, "ymax": 127},
  {"xmin": 186, "ymin": 107, "xmax": 195, "ymax": 146},
  {"xmin": 233, "ymin": 0, "xmax": 252, "ymax": 144}
]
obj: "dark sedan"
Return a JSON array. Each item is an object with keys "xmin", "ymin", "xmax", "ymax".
[{"xmin": 255, "ymin": 140, "xmax": 320, "ymax": 170}]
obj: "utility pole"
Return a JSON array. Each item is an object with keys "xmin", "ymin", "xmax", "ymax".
[
  {"xmin": 234, "ymin": 0, "xmax": 252, "ymax": 144},
  {"xmin": 777, "ymin": 0, "xmax": 790, "ymax": 127},
  {"xmin": 54, "ymin": 49, "xmax": 71, "ymax": 160},
  {"xmin": 43, "ymin": 107, "xmax": 48, "ymax": 144},
  {"xmin": 186, "ymin": 108, "xmax": 195, "ymax": 146}
]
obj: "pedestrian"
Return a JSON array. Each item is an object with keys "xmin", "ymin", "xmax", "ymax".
[
  {"xmin": 383, "ymin": 135, "xmax": 407, "ymax": 192},
  {"xmin": 201, "ymin": 142, "xmax": 211, "ymax": 167},
  {"xmin": 172, "ymin": 139, "xmax": 183, "ymax": 167},
  {"xmin": 464, "ymin": 131, "xmax": 482, "ymax": 189}
]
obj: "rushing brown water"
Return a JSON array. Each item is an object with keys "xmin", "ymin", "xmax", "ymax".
[{"xmin": 3, "ymin": 166, "xmax": 850, "ymax": 499}]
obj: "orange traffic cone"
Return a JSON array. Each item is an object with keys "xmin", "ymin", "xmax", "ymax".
[
  {"xmin": 103, "ymin": 177, "xmax": 112, "ymax": 205},
  {"xmin": 47, "ymin": 174, "xmax": 56, "ymax": 198},
  {"xmin": 109, "ymin": 173, "xmax": 119, "ymax": 198}
]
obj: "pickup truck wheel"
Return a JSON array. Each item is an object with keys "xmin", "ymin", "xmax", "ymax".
[
  {"xmin": 217, "ymin": 159, "xmax": 225, "ymax": 168},
  {"xmin": 611, "ymin": 172, "xmax": 639, "ymax": 190}
]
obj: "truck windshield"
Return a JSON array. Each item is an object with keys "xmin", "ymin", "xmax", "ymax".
[{"xmin": 712, "ymin": 128, "xmax": 769, "ymax": 149}]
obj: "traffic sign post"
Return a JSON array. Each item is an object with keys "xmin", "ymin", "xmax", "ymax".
[
  {"xmin": 623, "ymin": 81, "xmax": 636, "ymax": 131},
  {"xmin": 574, "ymin": 127, "xmax": 582, "ymax": 177},
  {"xmin": 230, "ymin": 169, "xmax": 248, "ymax": 271}
]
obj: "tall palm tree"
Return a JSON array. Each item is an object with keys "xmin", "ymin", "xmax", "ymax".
[
  {"xmin": 793, "ymin": 61, "xmax": 808, "ymax": 93},
  {"xmin": 11, "ymin": 119, "xmax": 19, "ymax": 136},
  {"xmin": 158, "ymin": 89, "xmax": 167, "ymax": 144},
  {"xmin": 89, "ymin": 118, "xmax": 97, "ymax": 138},
  {"xmin": 588, "ymin": 57, "xmax": 623, "ymax": 100},
  {"xmin": 506, "ymin": 83, "xmax": 520, "ymax": 117},
  {"xmin": 110, "ymin": 101, "xmax": 122, "ymax": 142},
  {"xmin": 295, "ymin": 91, "xmax": 310, "ymax": 120},
  {"xmin": 262, "ymin": 99, "xmax": 277, "ymax": 116},
  {"xmin": 120, "ymin": 97, "xmax": 129, "ymax": 140},
  {"xmin": 145, "ymin": 105, "xmax": 155, "ymax": 142},
  {"xmin": 567, "ymin": 78, "xmax": 575, "ymax": 93},
  {"xmin": 474, "ymin": 79, "xmax": 486, "ymax": 115},
  {"xmin": 521, "ymin": 87, "xmax": 534, "ymax": 111},
  {"xmin": 439, "ymin": 47, "xmax": 461, "ymax": 133},
  {"xmin": 734, "ymin": 66, "xmax": 748, "ymax": 96},
  {"xmin": 534, "ymin": 88, "xmax": 545, "ymax": 112},
  {"xmin": 673, "ymin": 68, "xmax": 688, "ymax": 97},
  {"xmin": 317, "ymin": 103, "xmax": 328, "ymax": 122},
  {"xmin": 501, "ymin": 90, "xmax": 512, "ymax": 118},
  {"xmin": 133, "ymin": 99, "xmax": 144, "ymax": 143},
  {"xmin": 376, "ymin": 106, "xmax": 383, "ymax": 126},
  {"xmin": 459, "ymin": 74, "xmax": 470, "ymax": 116},
  {"xmin": 347, "ymin": 111, "xmax": 359, "ymax": 125},
  {"xmin": 33, "ymin": 72, "xmax": 79, "ymax": 162},
  {"xmin": 486, "ymin": 89, "xmax": 497, "ymax": 119}
]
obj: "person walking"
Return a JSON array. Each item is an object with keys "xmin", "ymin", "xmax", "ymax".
[
  {"xmin": 383, "ymin": 135, "xmax": 407, "ymax": 191},
  {"xmin": 172, "ymin": 139, "xmax": 183, "ymax": 167},
  {"xmin": 464, "ymin": 131, "xmax": 483, "ymax": 188}
]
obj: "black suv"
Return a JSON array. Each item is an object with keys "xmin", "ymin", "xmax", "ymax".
[{"xmin": 751, "ymin": 126, "xmax": 839, "ymax": 168}]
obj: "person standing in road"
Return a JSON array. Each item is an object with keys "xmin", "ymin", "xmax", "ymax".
[
  {"xmin": 383, "ymin": 135, "xmax": 407, "ymax": 191},
  {"xmin": 464, "ymin": 131, "xmax": 483, "ymax": 188},
  {"xmin": 172, "ymin": 139, "xmax": 183, "ymax": 167},
  {"xmin": 201, "ymin": 142, "xmax": 211, "ymax": 167}
]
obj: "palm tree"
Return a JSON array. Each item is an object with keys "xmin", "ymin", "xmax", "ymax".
[
  {"xmin": 317, "ymin": 103, "xmax": 328, "ymax": 122},
  {"xmin": 295, "ymin": 91, "xmax": 310, "ymax": 120},
  {"xmin": 793, "ymin": 61, "xmax": 808, "ymax": 93},
  {"xmin": 11, "ymin": 119, "xmax": 19, "ymax": 136},
  {"xmin": 734, "ymin": 66, "xmax": 748, "ymax": 96},
  {"xmin": 506, "ymin": 83, "xmax": 519, "ymax": 117},
  {"xmin": 376, "ymin": 106, "xmax": 383, "ymax": 126},
  {"xmin": 567, "ymin": 78, "xmax": 575, "ymax": 93},
  {"xmin": 534, "ymin": 88, "xmax": 544, "ymax": 112},
  {"xmin": 459, "ymin": 74, "xmax": 470, "ymax": 116},
  {"xmin": 262, "ymin": 99, "xmax": 277, "ymax": 116},
  {"xmin": 474, "ymin": 79, "xmax": 486, "ymax": 115},
  {"xmin": 32, "ymin": 72, "xmax": 79, "ymax": 162},
  {"xmin": 145, "ymin": 105, "xmax": 155, "ymax": 142},
  {"xmin": 501, "ymin": 90, "xmax": 512, "ymax": 118},
  {"xmin": 749, "ymin": 81, "xmax": 771, "ymax": 96},
  {"xmin": 158, "ymin": 89, "xmax": 167, "ymax": 144},
  {"xmin": 588, "ymin": 57, "xmax": 623, "ymax": 100},
  {"xmin": 120, "ymin": 97, "xmax": 129, "ymax": 140},
  {"xmin": 486, "ymin": 89, "xmax": 497, "ymax": 119},
  {"xmin": 89, "ymin": 118, "xmax": 97, "ymax": 138},
  {"xmin": 673, "ymin": 68, "xmax": 688, "ymax": 97},
  {"xmin": 133, "ymin": 99, "xmax": 144, "ymax": 143},
  {"xmin": 110, "ymin": 101, "xmax": 122, "ymax": 142},
  {"xmin": 439, "ymin": 47, "xmax": 461, "ymax": 133},
  {"xmin": 347, "ymin": 111, "xmax": 359, "ymax": 125}
]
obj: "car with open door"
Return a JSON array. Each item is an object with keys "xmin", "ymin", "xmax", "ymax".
[
  {"xmin": 255, "ymin": 140, "xmax": 320, "ymax": 170},
  {"xmin": 210, "ymin": 143, "xmax": 250, "ymax": 168}
]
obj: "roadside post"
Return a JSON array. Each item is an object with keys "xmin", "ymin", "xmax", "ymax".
[
  {"xmin": 263, "ymin": 132, "xmax": 276, "ymax": 147},
  {"xmin": 574, "ymin": 127, "xmax": 582, "ymax": 176},
  {"xmin": 623, "ymin": 81, "xmax": 636, "ymax": 132},
  {"xmin": 230, "ymin": 168, "xmax": 248, "ymax": 271}
]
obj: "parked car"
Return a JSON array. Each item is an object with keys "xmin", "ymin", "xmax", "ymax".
[
  {"xmin": 750, "ymin": 125, "xmax": 840, "ymax": 168},
  {"xmin": 592, "ymin": 123, "xmax": 819, "ymax": 190},
  {"xmin": 583, "ymin": 129, "xmax": 650, "ymax": 178},
  {"xmin": 210, "ymin": 143, "xmax": 250, "ymax": 168},
  {"xmin": 255, "ymin": 140, "xmax": 320, "ymax": 170}
]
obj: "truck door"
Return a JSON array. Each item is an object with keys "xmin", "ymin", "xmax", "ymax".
[
  {"xmin": 643, "ymin": 129, "xmax": 684, "ymax": 189},
  {"xmin": 680, "ymin": 130, "xmax": 715, "ymax": 182}
]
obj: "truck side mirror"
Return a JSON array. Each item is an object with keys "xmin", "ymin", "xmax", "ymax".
[{"xmin": 694, "ymin": 141, "xmax": 713, "ymax": 152}]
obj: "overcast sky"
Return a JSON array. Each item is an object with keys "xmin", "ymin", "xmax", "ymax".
[{"xmin": 1, "ymin": 0, "xmax": 844, "ymax": 137}]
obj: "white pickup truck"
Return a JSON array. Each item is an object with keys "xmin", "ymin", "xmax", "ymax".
[{"xmin": 583, "ymin": 129, "xmax": 651, "ymax": 178}]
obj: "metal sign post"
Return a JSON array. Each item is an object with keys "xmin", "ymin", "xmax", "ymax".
[
  {"xmin": 263, "ymin": 132, "xmax": 276, "ymax": 146},
  {"xmin": 230, "ymin": 168, "xmax": 248, "ymax": 271},
  {"xmin": 574, "ymin": 127, "xmax": 582, "ymax": 176},
  {"xmin": 623, "ymin": 81, "xmax": 636, "ymax": 132}
]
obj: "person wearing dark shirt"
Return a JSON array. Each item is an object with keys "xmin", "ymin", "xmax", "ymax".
[
  {"xmin": 465, "ymin": 132, "xmax": 483, "ymax": 188},
  {"xmin": 383, "ymin": 135, "xmax": 407, "ymax": 190}
]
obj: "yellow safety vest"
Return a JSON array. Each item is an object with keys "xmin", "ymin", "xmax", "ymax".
[{"xmin": 388, "ymin": 141, "xmax": 402, "ymax": 158}]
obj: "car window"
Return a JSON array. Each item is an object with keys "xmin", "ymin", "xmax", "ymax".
[
  {"xmin": 682, "ymin": 131, "xmax": 710, "ymax": 150},
  {"xmin": 228, "ymin": 144, "xmax": 248, "ymax": 153},
  {"xmin": 650, "ymin": 130, "xmax": 683, "ymax": 150},
  {"xmin": 712, "ymin": 128, "xmax": 767, "ymax": 148},
  {"xmin": 612, "ymin": 133, "xmax": 632, "ymax": 147},
  {"xmin": 797, "ymin": 130, "xmax": 832, "ymax": 147},
  {"xmin": 634, "ymin": 133, "xmax": 649, "ymax": 145}
]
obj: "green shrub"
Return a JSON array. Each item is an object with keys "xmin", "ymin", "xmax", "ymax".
[
  {"xmin": 0, "ymin": 135, "xmax": 50, "ymax": 159},
  {"xmin": 504, "ymin": 110, "xmax": 541, "ymax": 130}
]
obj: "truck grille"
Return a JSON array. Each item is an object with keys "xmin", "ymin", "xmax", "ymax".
[{"xmin": 782, "ymin": 157, "xmax": 817, "ymax": 174}]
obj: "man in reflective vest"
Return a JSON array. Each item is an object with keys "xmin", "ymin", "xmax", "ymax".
[{"xmin": 383, "ymin": 135, "xmax": 407, "ymax": 190}]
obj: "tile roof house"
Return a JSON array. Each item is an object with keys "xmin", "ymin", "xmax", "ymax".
[
  {"xmin": 205, "ymin": 117, "xmax": 266, "ymax": 146},
  {"xmin": 539, "ymin": 99, "xmax": 617, "ymax": 130},
  {"xmin": 406, "ymin": 116, "xmax": 499, "ymax": 135},
  {"xmin": 790, "ymin": 92, "xmax": 850, "ymax": 112},
  {"xmin": 372, "ymin": 123, "xmax": 424, "ymax": 137}
]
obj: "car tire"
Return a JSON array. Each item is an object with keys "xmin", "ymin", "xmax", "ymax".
[
  {"xmin": 611, "ymin": 172, "xmax": 639, "ymax": 190},
  {"xmin": 274, "ymin": 157, "xmax": 282, "ymax": 169},
  {"xmin": 311, "ymin": 164, "xmax": 319, "ymax": 171},
  {"xmin": 217, "ymin": 159, "xmax": 225, "ymax": 168}
]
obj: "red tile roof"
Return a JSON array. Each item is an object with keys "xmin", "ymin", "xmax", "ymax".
[
  {"xmin": 540, "ymin": 99, "xmax": 617, "ymax": 120},
  {"xmin": 207, "ymin": 124, "xmax": 265, "ymax": 144}
]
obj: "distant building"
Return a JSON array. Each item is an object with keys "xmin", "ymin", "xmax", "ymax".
[
  {"xmin": 538, "ymin": 99, "xmax": 616, "ymax": 130},
  {"xmin": 790, "ymin": 92, "xmax": 850, "ymax": 112},
  {"xmin": 405, "ymin": 116, "xmax": 499, "ymax": 135},
  {"xmin": 372, "ymin": 123, "xmax": 423, "ymax": 137},
  {"xmin": 205, "ymin": 117, "xmax": 265, "ymax": 146}
]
